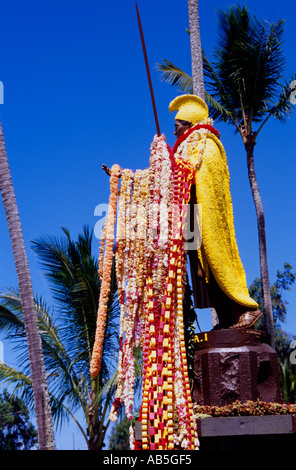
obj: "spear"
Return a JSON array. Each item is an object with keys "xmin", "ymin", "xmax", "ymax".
[{"xmin": 135, "ymin": 1, "xmax": 161, "ymax": 136}]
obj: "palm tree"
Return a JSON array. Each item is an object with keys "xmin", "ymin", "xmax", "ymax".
[
  {"xmin": 0, "ymin": 121, "xmax": 54, "ymax": 449},
  {"xmin": 0, "ymin": 227, "xmax": 120, "ymax": 449},
  {"xmin": 187, "ymin": 0, "xmax": 204, "ymax": 99},
  {"xmin": 248, "ymin": 262, "xmax": 296, "ymax": 402},
  {"xmin": 157, "ymin": 5, "xmax": 295, "ymax": 346}
]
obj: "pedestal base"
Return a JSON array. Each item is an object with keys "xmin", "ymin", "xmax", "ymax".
[
  {"xmin": 193, "ymin": 329, "xmax": 282, "ymax": 406},
  {"xmin": 196, "ymin": 415, "xmax": 296, "ymax": 450}
]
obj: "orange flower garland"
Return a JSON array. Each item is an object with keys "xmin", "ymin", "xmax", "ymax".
[{"xmin": 90, "ymin": 164, "xmax": 121, "ymax": 378}]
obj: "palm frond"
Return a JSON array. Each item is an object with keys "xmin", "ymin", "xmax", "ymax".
[
  {"xmin": 0, "ymin": 362, "xmax": 34, "ymax": 409},
  {"xmin": 0, "ymin": 226, "xmax": 129, "ymax": 446},
  {"xmin": 31, "ymin": 227, "xmax": 100, "ymax": 359},
  {"xmin": 31, "ymin": 226, "xmax": 120, "ymax": 387},
  {"xmin": 266, "ymin": 74, "xmax": 296, "ymax": 122},
  {"xmin": 157, "ymin": 5, "xmax": 294, "ymax": 134},
  {"xmin": 0, "ymin": 362, "xmax": 31, "ymax": 387},
  {"xmin": 0, "ymin": 291, "xmax": 25, "ymax": 333},
  {"xmin": 156, "ymin": 59, "xmax": 193, "ymax": 94},
  {"xmin": 212, "ymin": 6, "xmax": 287, "ymax": 124},
  {"xmin": 204, "ymin": 91, "xmax": 232, "ymax": 121}
]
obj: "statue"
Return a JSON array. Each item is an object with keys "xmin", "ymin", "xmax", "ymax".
[
  {"xmin": 168, "ymin": 94, "xmax": 261, "ymax": 330},
  {"xmin": 101, "ymin": 94, "xmax": 261, "ymax": 331},
  {"xmin": 91, "ymin": 94, "xmax": 262, "ymax": 450},
  {"xmin": 169, "ymin": 96, "xmax": 281, "ymax": 412},
  {"xmin": 89, "ymin": 2, "xmax": 265, "ymax": 452}
]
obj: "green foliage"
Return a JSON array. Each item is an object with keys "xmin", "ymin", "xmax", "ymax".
[
  {"xmin": 206, "ymin": 6, "xmax": 287, "ymax": 124},
  {"xmin": 109, "ymin": 415, "xmax": 131, "ymax": 450},
  {"xmin": 0, "ymin": 390, "xmax": 37, "ymax": 450},
  {"xmin": 31, "ymin": 226, "xmax": 119, "ymax": 387},
  {"xmin": 281, "ymin": 359, "xmax": 296, "ymax": 404},
  {"xmin": 183, "ymin": 279, "xmax": 197, "ymax": 386},
  {"xmin": 248, "ymin": 263, "xmax": 296, "ymax": 403},
  {"xmin": 157, "ymin": 4, "xmax": 295, "ymax": 135},
  {"xmin": 156, "ymin": 59, "xmax": 192, "ymax": 94},
  {"xmin": 249, "ymin": 262, "xmax": 296, "ymax": 328},
  {"xmin": 0, "ymin": 226, "xmax": 120, "ymax": 449}
]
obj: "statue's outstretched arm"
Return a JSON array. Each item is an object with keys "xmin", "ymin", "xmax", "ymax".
[
  {"xmin": 102, "ymin": 163, "xmax": 124, "ymax": 177},
  {"xmin": 102, "ymin": 164, "xmax": 111, "ymax": 176}
]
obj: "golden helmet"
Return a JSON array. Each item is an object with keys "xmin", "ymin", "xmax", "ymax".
[{"xmin": 169, "ymin": 94, "xmax": 208, "ymax": 125}]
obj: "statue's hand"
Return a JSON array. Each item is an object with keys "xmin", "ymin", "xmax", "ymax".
[
  {"xmin": 102, "ymin": 164, "xmax": 123, "ymax": 178},
  {"xmin": 102, "ymin": 164, "xmax": 111, "ymax": 176}
]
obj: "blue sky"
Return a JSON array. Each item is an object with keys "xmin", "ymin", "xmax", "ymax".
[{"xmin": 0, "ymin": 0, "xmax": 295, "ymax": 450}]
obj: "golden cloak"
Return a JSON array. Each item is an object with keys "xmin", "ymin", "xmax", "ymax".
[{"xmin": 175, "ymin": 127, "xmax": 258, "ymax": 309}]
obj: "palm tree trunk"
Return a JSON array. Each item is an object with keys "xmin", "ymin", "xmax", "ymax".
[
  {"xmin": 245, "ymin": 137, "xmax": 275, "ymax": 347},
  {"xmin": 187, "ymin": 0, "xmax": 205, "ymax": 99},
  {"xmin": 0, "ymin": 121, "xmax": 55, "ymax": 449}
]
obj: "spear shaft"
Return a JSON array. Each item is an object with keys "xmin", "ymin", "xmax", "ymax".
[{"xmin": 135, "ymin": 1, "xmax": 161, "ymax": 136}]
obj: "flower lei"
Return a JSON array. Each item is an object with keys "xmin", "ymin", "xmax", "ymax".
[
  {"xmin": 91, "ymin": 134, "xmax": 200, "ymax": 450},
  {"xmin": 110, "ymin": 168, "xmax": 150, "ymax": 424},
  {"xmin": 90, "ymin": 164, "xmax": 121, "ymax": 378},
  {"xmin": 141, "ymin": 154, "xmax": 199, "ymax": 450},
  {"xmin": 175, "ymin": 126, "xmax": 211, "ymax": 171},
  {"xmin": 172, "ymin": 120, "xmax": 220, "ymax": 154}
]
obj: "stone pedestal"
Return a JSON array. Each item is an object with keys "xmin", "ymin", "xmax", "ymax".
[
  {"xmin": 195, "ymin": 415, "xmax": 296, "ymax": 450},
  {"xmin": 193, "ymin": 329, "xmax": 282, "ymax": 406}
]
